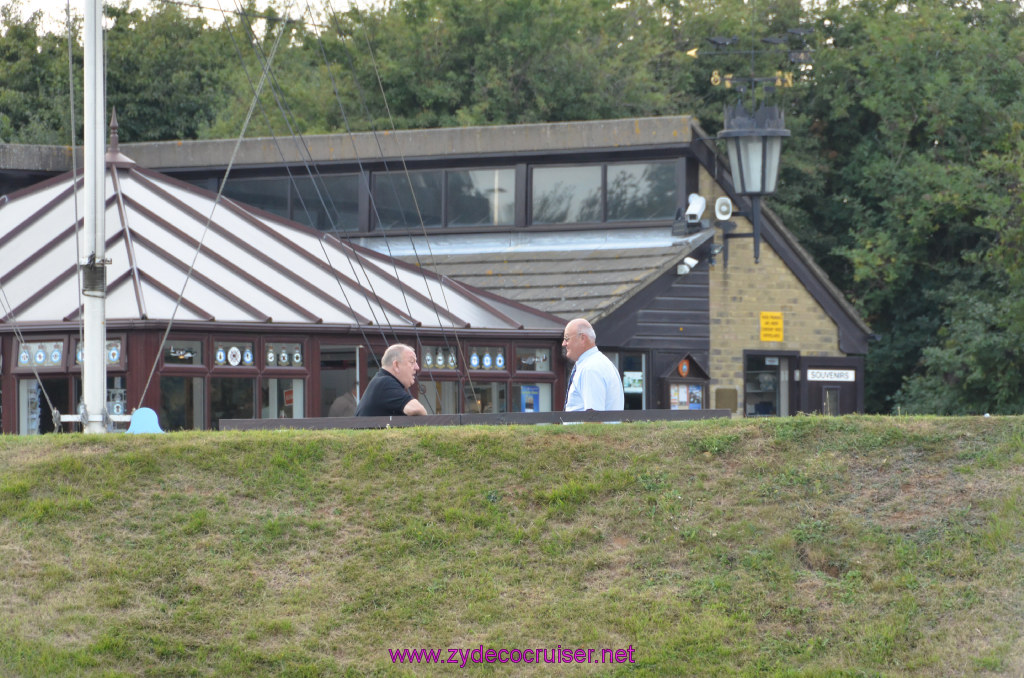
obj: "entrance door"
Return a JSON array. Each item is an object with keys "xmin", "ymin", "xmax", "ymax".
[
  {"xmin": 799, "ymin": 357, "xmax": 864, "ymax": 415},
  {"xmin": 18, "ymin": 377, "xmax": 71, "ymax": 434},
  {"xmin": 744, "ymin": 354, "xmax": 793, "ymax": 417},
  {"xmin": 320, "ymin": 346, "xmax": 360, "ymax": 417}
]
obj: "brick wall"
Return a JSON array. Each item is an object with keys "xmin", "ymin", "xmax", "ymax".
[{"xmin": 701, "ymin": 176, "xmax": 845, "ymax": 417}]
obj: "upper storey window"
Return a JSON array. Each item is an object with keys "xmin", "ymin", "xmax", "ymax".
[
  {"xmin": 531, "ymin": 166, "xmax": 602, "ymax": 224},
  {"xmin": 221, "ymin": 174, "xmax": 360, "ymax": 232},
  {"xmin": 373, "ymin": 168, "xmax": 515, "ymax": 230},
  {"xmin": 447, "ymin": 169, "xmax": 515, "ymax": 227},
  {"xmin": 374, "ymin": 169, "xmax": 443, "ymax": 229},
  {"xmin": 212, "ymin": 159, "xmax": 680, "ymax": 233},
  {"xmin": 606, "ymin": 161, "xmax": 677, "ymax": 222},
  {"xmin": 531, "ymin": 160, "xmax": 677, "ymax": 225}
]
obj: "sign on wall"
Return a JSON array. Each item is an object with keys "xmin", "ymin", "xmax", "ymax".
[
  {"xmin": 760, "ymin": 312, "xmax": 784, "ymax": 342},
  {"xmin": 807, "ymin": 369, "xmax": 856, "ymax": 382}
]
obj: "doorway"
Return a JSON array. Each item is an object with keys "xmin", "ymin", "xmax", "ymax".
[
  {"xmin": 18, "ymin": 377, "xmax": 70, "ymax": 434},
  {"xmin": 320, "ymin": 346, "xmax": 360, "ymax": 417}
]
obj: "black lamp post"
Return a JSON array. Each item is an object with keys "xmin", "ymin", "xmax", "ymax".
[{"xmin": 717, "ymin": 101, "xmax": 790, "ymax": 263}]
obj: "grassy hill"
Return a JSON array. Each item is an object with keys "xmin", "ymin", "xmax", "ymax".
[{"xmin": 1, "ymin": 416, "xmax": 1022, "ymax": 677}]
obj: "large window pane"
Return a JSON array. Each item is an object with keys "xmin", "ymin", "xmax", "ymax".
[
  {"xmin": 511, "ymin": 383, "xmax": 552, "ymax": 413},
  {"xmin": 531, "ymin": 166, "xmax": 602, "ymax": 224},
  {"xmin": 373, "ymin": 170, "xmax": 443, "ymax": 229},
  {"xmin": 159, "ymin": 376, "xmax": 205, "ymax": 430},
  {"xmin": 447, "ymin": 169, "xmax": 514, "ymax": 227},
  {"xmin": 619, "ymin": 352, "xmax": 645, "ymax": 410},
  {"xmin": 464, "ymin": 381, "xmax": 507, "ymax": 413},
  {"xmin": 744, "ymin": 355, "xmax": 790, "ymax": 417},
  {"xmin": 262, "ymin": 378, "xmax": 304, "ymax": 418},
  {"xmin": 321, "ymin": 346, "xmax": 359, "ymax": 417},
  {"xmin": 211, "ymin": 377, "xmax": 255, "ymax": 430},
  {"xmin": 466, "ymin": 345, "xmax": 506, "ymax": 371},
  {"xmin": 19, "ymin": 377, "xmax": 69, "ymax": 434},
  {"xmin": 515, "ymin": 347, "xmax": 552, "ymax": 372},
  {"xmin": 221, "ymin": 177, "xmax": 290, "ymax": 221},
  {"xmin": 291, "ymin": 174, "xmax": 360, "ymax": 232},
  {"xmin": 607, "ymin": 161, "xmax": 677, "ymax": 222},
  {"xmin": 418, "ymin": 380, "xmax": 459, "ymax": 414}
]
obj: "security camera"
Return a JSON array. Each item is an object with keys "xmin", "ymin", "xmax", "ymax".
[
  {"xmin": 685, "ymin": 193, "xmax": 707, "ymax": 223},
  {"xmin": 676, "ymin": 256, "xmax": 700, "ymax": 275}
]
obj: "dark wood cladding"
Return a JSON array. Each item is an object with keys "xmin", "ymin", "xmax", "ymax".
[{"xmin": 596, "ymin": 258, "xmax": 710, "ymax": 355}]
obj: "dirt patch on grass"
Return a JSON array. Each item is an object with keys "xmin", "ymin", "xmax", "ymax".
[
  {"xmin": 840, "ymin": 445, "xmax": 1021, "ymax": 532},
  {"xmin": 581, "ymin": 534, "xmax": 636, "ymax": 591}
]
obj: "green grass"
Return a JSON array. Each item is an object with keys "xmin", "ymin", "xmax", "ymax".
[{"xmin": 1, "ymin": 415, "xmax": 1023, "ymax": 676}]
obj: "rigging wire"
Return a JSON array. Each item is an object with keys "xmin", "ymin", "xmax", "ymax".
[
  {"xmin": 297, "ymin": 1, "xmax": 461, "ymax": 409},
  {"xmin": 0, "ymin": 0, "xmax": 87, "ymax": 432},
  {"xmin": 218, "ymin": 0, "xmax": 415, "ymax": 410},
  {"xmin": 152, "ymin": 0, "xmax": 334, "ymax": 30},
  {"xmin": 315, "ymin": 0, "xmax": 480, "ymax": 406},
  {"xmin": 66, "ymin": 0, "xmax": 85, "ymax": 359},
  {"xmin": 0, "ymin": 0, "xmax": 106, "ymax": 433},
  {"xmin": 230, "ymin": 0, "xmax": 451, "ymax": 411},
  {"xmin": 9, "ymin": 0, "xmax": 526, "ymax": 424},
  {"xmin": 0, "ymin": 288, "xmax": 62, "ymax": 430},
  {"xmin": 325, "ymin": 0, "xmax": 480, "ymax": 401},
  {"xmin": 135, "ymin": 5, "xmax": 291, "ymax": 411},
  {"xmin": 222, "ymin": 0, "xmax": 398, "ymax": 352},
  {"xmin": 238, "ymin": 0, "xmax": 422, "ymax": 339},
  {"xmin": 298, "ymin": 5, "xmax": 450, "ymax": 347},
  {"xmin": 216, "ymin": 0, "xmax": 474, "ymax": 412}
]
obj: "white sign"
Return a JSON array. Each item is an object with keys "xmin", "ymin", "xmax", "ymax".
[{"xmin": 807, "ymin": 369, "xmax": 855, "ymax": 382}]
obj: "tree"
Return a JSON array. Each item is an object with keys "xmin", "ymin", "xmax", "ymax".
[
  {"xmin": 788, "ymin": 0, "xmax": 1024, "ymax": 411},
  {"xmin": 313, "ymin": 0, "xmax": 672, "ymax": 130},
  {"xmin": 0, "ymin": 1, "xmax": 81, "ymax": 144},
  {"xmin": 895, "ymin": 135, "xmax": 1024, "ymax": 414},
  {"xmin": 104, "ymin": 1, "xmax": 234, "ymax": 142}
]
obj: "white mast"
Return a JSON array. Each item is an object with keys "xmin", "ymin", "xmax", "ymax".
[{"xmin": 82, "ymin": 0, "xmax": 107, "ymax": 433}]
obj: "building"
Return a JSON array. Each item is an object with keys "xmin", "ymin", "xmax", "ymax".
[
  {"xmin": 0, "ymin": 116, "xmax": 870, "ymax": 433},
  {"xmin": 0, "ymin": 122, "xmax": 565, "ymax": 433}
]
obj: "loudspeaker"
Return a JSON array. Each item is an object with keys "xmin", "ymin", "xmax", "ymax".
[{"xmin": 714, "ymin": 197, "xmax": 733, "ymax": 221}]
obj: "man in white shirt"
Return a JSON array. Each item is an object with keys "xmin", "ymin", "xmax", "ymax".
[{"xmin": 562, "ymin": 318, "xmax": 625, "ymax": 411}]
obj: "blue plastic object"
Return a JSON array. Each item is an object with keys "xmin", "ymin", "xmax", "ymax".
[{"xmin": 126, "ymin": 407, "xmax": 164, "ymax": 434}]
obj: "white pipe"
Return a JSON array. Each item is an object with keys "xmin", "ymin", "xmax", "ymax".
[{"xmin": 83, "ymin": 0, "xmax": 107, "ymax": 433}]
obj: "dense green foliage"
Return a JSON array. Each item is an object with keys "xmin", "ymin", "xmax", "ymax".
[
  {"xmin": 2, "ymin": 0, "xmax": 1023, "ymax": 413},
  {"xmin": 1, "ymin": 417, "xmax": 1023, "ymax": 675}
]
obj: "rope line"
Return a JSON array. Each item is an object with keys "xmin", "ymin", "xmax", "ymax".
[
  {"xmin": 135, "ymin": 3, "xmax": 291, "ymax": 410},
  {"xmin": 340, "ymin": 0, "xmax": 480, "ymax": 402},
  {"xmin": 223, "ymin": 3, "xmax": 396, "ymax": 351},
  {"xmin": 222, "ymin": 1, "xmax": 424, "ymax": 411},
  {"xmin": 0, "ymin": 287, "xmax": 61, "ymax": 428},
  {"xmin": 318, "ymin": 0, "xmax": 477, "ymax": 407}
]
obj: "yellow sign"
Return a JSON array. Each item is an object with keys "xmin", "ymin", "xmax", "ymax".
[{"xmin": 760, "ymin": 312, "xmax": 784, "ymax": 342}]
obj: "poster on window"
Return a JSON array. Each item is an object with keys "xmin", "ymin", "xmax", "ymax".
[
  {"xmin": 688, "ymin": 384, "xmax": 703, "ymax": 410},
  {"xmin": 521, "ymin": 384, "xmax": 540, "ymax": 413}
]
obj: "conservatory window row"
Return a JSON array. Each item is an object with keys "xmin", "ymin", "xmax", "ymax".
[{"xmin": 413, "ymin": 343, "xmax": 557, "ymax": 415}]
